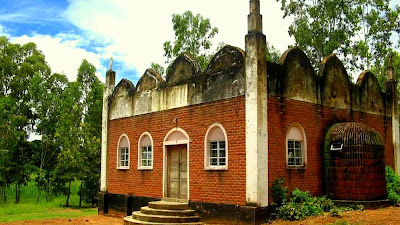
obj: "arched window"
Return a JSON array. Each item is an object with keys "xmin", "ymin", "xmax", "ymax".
[
  {"xmin": 138, "ymin": 132, "xmax": 153, "ymax": 170},
  {"xmin": 286, "ymin": 124, "xmax": 307, "ymax": 167},
  {"xmin": 204, "ymin": 123, "xmax": 228, "ymax": 170},
  {"xmin": 117, "ymin": 134, "xmax": 130, "ymax": 169}
]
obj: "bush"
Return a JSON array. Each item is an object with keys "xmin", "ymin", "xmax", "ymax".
[
  {"xmin": 386, "ymin": 166, "xmax": 400, "ymax": 205},
  {"xmin": 270, "ymin": 178, "xmax": 287, "ymax": 206},
  {"xmin": 270, "ymin": 179, "xmax": 334, "ymax": 220}
]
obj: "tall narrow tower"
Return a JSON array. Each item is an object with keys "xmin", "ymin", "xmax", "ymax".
[
  {"xmin": 100, "ymin": 58, "xmax": 116, "ymax": 192},
  {"xmin": 245, "ymin": 0, "xmax": 268, "ymax": 206}
]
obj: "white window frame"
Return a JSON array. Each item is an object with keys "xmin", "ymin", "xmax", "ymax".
[
  {"xmin": 204, "ymin": 123, "xmax": 228, "ymax": 170},
  {"xmin": 138, "ymin": 132, "xmax": 154, "ymax": 170},
  {"xmin": 285, "ymin": 123, "xmax": 307, "ymax": 168},
  {"xmin": 117, "ymin": 133, "xmax": 130, "ymax": 170}
]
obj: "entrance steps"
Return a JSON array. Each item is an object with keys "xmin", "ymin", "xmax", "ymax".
[{"xmin": 124, "ymin": 200, "xmax": 203, "ymax": 225}]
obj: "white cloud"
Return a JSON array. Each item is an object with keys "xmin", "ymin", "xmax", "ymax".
[
  {"xmin": 12, "ymin": 33, "xmax": 106, "ymax": 82},
  {"xmin": 0, "ymin": 24, "xmax": 10, "ymax": 38},
  {"xmin": 64, "ymin": 0, "xmax": 294, "ymax": 82}
]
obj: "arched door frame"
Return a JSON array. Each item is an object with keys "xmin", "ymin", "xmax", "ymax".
[{"xmin": 163, "ymin": 127, "xmax": 190, "ymax": 200}]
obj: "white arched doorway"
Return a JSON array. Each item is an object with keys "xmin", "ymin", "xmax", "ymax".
[{"xmin": 163, "ymin": 128, "xmax": 190, "ymax": 200}]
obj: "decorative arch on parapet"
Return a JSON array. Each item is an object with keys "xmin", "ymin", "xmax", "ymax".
[
  {"xmin": 319, "ymin": 54, "xmax": 352, "ymax": 109},
  {"xmin": 278, "ymin": 47, "xmax": 317, "ymax": 103},
  {"xmin": 165, "ymin": 52, "xmax": 200, "ymax": 86},
  {"xmin": 355, "ymin": 70, "xmax": 385, "ymax": 114},
  {"xmin": 136, "ymin": 69, "xmax": 165, "ymax": 92},
  {"xmin": 202, "ymin": 45, "xmax": 246, "ymax": 100},
  {"xmin": 111, "ymin": 78, "xmax": 135, "ymax": 98},
  {"xmin": 205, "ymin": 45, "xmax": 245, "ymax": 76}
]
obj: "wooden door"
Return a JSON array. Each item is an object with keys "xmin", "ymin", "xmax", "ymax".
[{"xmin": 167, "ymin": 144, "xmax": 187, "ymax": 199}]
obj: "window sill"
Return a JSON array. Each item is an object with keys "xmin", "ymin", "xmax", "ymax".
[
  {"xmin": 117, "ymin": 166, "xmax": 129, "ymax": 170},
  {"xmin": 205, "ymin": 166, "xmax": 228, "ymax": 171},
  {"xmin": 286, "ymin": 165, "xmax": 306, "ymax": 170},
  {"xmin": 138, "ymin": 167, "xmax": 153, "ymax": 170}
]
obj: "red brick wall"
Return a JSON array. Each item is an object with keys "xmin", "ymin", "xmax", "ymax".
[
  {"xmin": 107, "ymin": 95, "xmax": 394, "ymax": 206},
  {"xmin": 268, "ymin": 96, "xmax": 394, "ymax": 201},
  {"xmin": 107, "ymin": 96, "xmax": 246, "ymax": 206}
]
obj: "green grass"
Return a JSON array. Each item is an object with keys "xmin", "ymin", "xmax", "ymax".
[{"xmin": 0, "ymin": 181, "xmax": 97, "ymax": 222}]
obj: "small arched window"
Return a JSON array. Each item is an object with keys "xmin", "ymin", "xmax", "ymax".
[
  {"xmin": 117, "ymin": 134, "xmax": 130, "ymax": 169},
  {"xmin": 286, "ymin": 124, "xmax": 307, "ymax": 168},
  {"xmin": 138, "ymin": 132, "xmax": 153, "ymax": 170},
  {"xmin": 204, "ymin": 123, "xmax": 228, "ymax": 170}
]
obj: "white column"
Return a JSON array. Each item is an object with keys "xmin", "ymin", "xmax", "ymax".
[
  {"xmin": 100, "ymin": 70, "xmax": 115, "ymax": 192},
  {"xmin": 245, "ymin": 0, "xmax": 269, "ymax": 206}
]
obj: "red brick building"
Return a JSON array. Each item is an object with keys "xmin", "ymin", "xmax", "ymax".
[{"xmin": 98, "ymin": 1, "xmax": 399, "ymax": 224}]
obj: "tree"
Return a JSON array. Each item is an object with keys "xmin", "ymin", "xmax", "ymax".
[
  {"xmin": 78, "ymin": 60, "xmax": 103, "ymax": 206},
  {"xmin": 29, "ymin": 72, "xmax": 68, "ymax": 202},
  {"xmin": 150, "ymin": 62, "xmax": 165, "ymax": 76},
  {"xmin": 0, "ymin": 36, "xmax": 51, "ymax": 203},
  {"xmin": 52, "ymin": 81, "xmax": 83, "ymax": 207},
  {"xmin": 278, "ymin": 0, "xmax": 400, "ymax": 75},
  {"xmin": 163, "ymin": 11, "xmax": 219, "ymax": 71},
  {"xmin": 51, "ymin": 60, "xmax": 103, "ymax": 207},
  {"xmin": 266, "ymin": 41, "xmax": 281, "ymax": 63}
]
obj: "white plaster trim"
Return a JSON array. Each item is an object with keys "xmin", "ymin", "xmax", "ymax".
[
  {"xmin": 138, "ymin": 132, "xmax": 154, "ymax": 170},
  {"xmin": 285, "ymin": 123, "xmax": 307, "ymax": 168},
  {"xmin": 162, "ymin": 127, "xmax": 190, "ymax": 201},
  {"xmin": 116, "ymin": 133, "xmax": 130, "ymax": 170},
  {"xmin": 204, "ymin": 123, "xmax": 229, "ymax": 170}
]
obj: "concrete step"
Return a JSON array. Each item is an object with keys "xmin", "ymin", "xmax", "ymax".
[
  {"xmin": 162, "ymin": 197, "xmax": 189, "ymax": 203},
  {"xmin": 148, "ymin": 201, "xmax": 189, "ymax": 210},
  {"xmin": 141, "ymin": 206, "xmax": 196, "ymax": 217},
  {"xmin": 132, "ymin": 211, "xmax": 200, "ymax": 223},
  {"xmin": 124, "ymin": 216, "xmax": 204, "ymax": 225}
]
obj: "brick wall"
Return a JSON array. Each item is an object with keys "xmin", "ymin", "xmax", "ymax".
[
  {"xmin": 107, "ymin": 95, "xmax": 394, "ymax": 206},
  {"xmin": 107, "ymin": 96, "xmax": 246, "ymax": 206},
  {"xmin": 268, "ymin": 96, "xmax": 394, "ymax": 200}
]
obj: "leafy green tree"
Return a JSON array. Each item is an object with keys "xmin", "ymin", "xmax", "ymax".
[
  {"xmin": 150, "ymin": 62, "xmax": 165, "ymax": 76},
  {"xmin": 266, "ymin": 41, "xmax": 281, "ymax": 63},
  {"xmin": 52, "ymin": 81, "xmax": 83, "ymax": 207},
  {"xmin": 0, "ymin": 36, "xmax": 51, "ymax": 203},
  {"xmin": 163, "ymin": 11, "xmax": 219, "ymax": 71},
  {"xmin": 29, "ymin": 72, "xmax": 68, "ymax": 202},
  {"xmin": 78, "ymin": 60, "xmax": 103, "ymax": 206},
  {"xmin": 278, "ymin": 0, "xmax": 400, "ymax": 74}
]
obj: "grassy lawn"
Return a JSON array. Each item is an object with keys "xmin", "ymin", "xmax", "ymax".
[{"xmin": 0, "ymin": 181, "xmax": 97, "ymax": 223}]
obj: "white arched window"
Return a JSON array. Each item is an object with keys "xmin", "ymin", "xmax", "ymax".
[
  {"xmin": 117, "ymin": 134, "xmax": 130, "ymax": 169},
  {"xmin": 204, "ymin": 123, "xmax": 228, "ymax": 170},
  {"xmin": 286, "ymin": 123, "xmax": 307, "ymax": 167},
  {"xmin": 138, "ymin": 132, "xmax": 153, "ymax": 170}
]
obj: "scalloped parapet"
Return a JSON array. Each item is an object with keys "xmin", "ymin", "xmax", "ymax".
[
  {"xmin": 109, "ymin": 45, "xmax": 246, "ymax": 119},
  {"xmin": 267, "ymin": 48, "xmax": 392, "ymax": 116},
  {"xmin": 354, "ymin": 70, "xmax": 386, "ymax": 114},
  {"xmin": 320, "ymin": 54, "xmax": 352, "ymax": 110},
  {"xmin": 109, "ymin": 78, "xmax": 135, "ymax": 120},
  {"xmin": 166, "ymin": 52, "xmax": 200, "ymax": 86},
  {"xmin": 108, "ymin": 45, "xmax": 393, "ymax": 120},
  {"xmin": 279, "ymin": 47, "xmax": 317, "ymax": 103}
]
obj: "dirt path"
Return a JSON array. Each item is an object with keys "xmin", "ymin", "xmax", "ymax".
[
  {"xmin": 1, "ymin": 206, "xmax": 400, "ymax": 225},
  {"xmin": 265, "ymin": 206, "xmax": 400, "ymax": 225}
]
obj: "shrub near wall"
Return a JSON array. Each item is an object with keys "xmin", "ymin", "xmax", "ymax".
[
  {"xmin": 386, "ymin": 166, "xmax": 400, "ymax": 205},
  {"xmin": 270, "ymin": 179, "xmax": 334, "ymax": 220}
]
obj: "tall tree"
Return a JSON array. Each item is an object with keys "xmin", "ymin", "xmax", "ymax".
[
  {"xmin": 278, "ymin": 0, "xmax": 400, "ymax": 75},
  {"xmin": 0, "ymin": 36, "xmax": 51, "ymax": 203},
  {"xmin": 77, "ymin": 60, "xmax": 103, "ymax": 206},
  {"xmin": 52, "ymin": 81, "xmax": 83, "ymax": 207},
  {"xmin": 29, "ymin": 72, "xmax": 68, "ymax": 202},
  {"xmin": 163, "ymin": 11, "xmax": 219, "ymax": 71}
]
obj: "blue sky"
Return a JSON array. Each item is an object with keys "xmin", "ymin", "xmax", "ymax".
[
  {"xmin": 0, "ymin": 0, "xmax": 296, "ymax": 84},
  {"xmin": 0, "ymin": 0, "xmax": 399, "ymax": 85}
]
